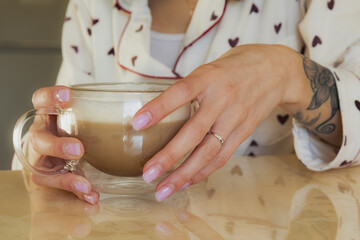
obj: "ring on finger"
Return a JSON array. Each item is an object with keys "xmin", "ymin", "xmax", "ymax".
[{"xmin": 207, "ymin": 131, "xmax": 225, "ymax": 149}]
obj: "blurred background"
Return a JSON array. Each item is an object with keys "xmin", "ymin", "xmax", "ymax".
[{"xmin": 0, "ymin": 0, "xmax": 68, "ymax": 169}]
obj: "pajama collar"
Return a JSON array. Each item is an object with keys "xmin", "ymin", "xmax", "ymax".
[{"xmin": 116, "ymin": 0, "xmax": 227, "ymax": 79}]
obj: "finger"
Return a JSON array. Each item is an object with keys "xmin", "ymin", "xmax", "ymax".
[
  {"xmin": 155, "ymin": 221, "xmax": 190, "ymax": 240},
  {"xmin": 142, "ymin": 99, "xmax": 223, "ymax": 184},
  {"xmin": 189, "ymin": 94, "xmax": 275, "ymax": 185},
  {"xmin": 32, "ymin": 85, "xmax": 72, "ymax": 109},
  {"xmin": 190, "ymin": 118, "xmax": 257, "ymax": 185},
  {"xmin": 32, "ymin": 172, "xmax": 92, "ymax": 199},
  {"xmin": 30, "ymin": 185, "xmax": 100, "ymax": 215},
  {"xmin": 153, "ymin": 106, "xmax": 246, "ymax": 200},
  {"xmin": 176, "ymin": 210, "xmax": 224, "ymax": 240},
  {"xmin": 132, "ymin": 77, "xmax": 203, "ymax": 130},
  {"xmin": 30, "ymin": 130, "xmax": 84, "ymax": 160},
  {"xmin": 82, "ymin": 191, "xmax": 100, "ymax": 205}
]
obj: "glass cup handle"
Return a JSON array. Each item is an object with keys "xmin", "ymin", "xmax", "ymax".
[{"xmin": 12, "ymin": 108, "xmax": 78, "ymax": 176}]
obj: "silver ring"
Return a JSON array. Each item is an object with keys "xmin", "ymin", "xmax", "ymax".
[{"xmin": 208, "ymin": 131, "xmax": 225, "ymax": 148}]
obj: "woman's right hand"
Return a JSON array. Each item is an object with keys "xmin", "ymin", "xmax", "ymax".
[{"xmin": 26, "ymin": 86, "xmax": 99, "ymax": 204}]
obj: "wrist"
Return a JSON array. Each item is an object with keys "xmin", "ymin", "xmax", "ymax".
[{"xmin": 278, "ymin": 49, "xmax": 312, "ymax": 115}]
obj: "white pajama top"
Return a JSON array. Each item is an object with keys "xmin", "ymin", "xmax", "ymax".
[{"xmin": 12, "ymin": 0, "xmax": 360, "ymax": 172}]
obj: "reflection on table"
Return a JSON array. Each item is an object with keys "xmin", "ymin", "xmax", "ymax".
[{"xmin": 0, "ymin": 154, "xmax": 359, "ymax": 239}]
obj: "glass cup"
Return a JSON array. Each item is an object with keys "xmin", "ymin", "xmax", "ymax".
[{"xmin": 13, "ymin": 82, "xmax": 192, "ymax": 194}]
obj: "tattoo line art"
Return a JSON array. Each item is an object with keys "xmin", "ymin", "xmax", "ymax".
[{"xmin": 301, "ymin": 56, "xmax": 340, "ymax": 134}]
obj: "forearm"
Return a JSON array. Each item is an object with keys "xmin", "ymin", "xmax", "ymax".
[{"xmin": 282, "ymin": 54, "xmax": 342, "ymax": 147}]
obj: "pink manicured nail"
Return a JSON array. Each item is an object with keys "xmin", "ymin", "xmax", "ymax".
[
  {"xmin": 143, "ymin": 166, "xmax": 161, "ymax": 183},
  {"xmin": 73, "ymin": 181, "xmax": 89, "ymax": 194},
  {"xmin": 155, "ymin": 184, "xmax": 175, "ymax": 202},
  {"xmin": 155, "ymin": 222, "xmax": 171, "ymax": 235},
  {"xmin": 84, "ymin": 194, "xmax": 95, "ymax": 204},
  {"xmin": 179, "ymin": 181, "xmax": 191, "ymax": 191},
  {"xmin": 65, "ymin": 143, "xmax": 81, "ymax": 156},
  {"xmin": 56, "ymin": 89, "xmax": 70, "ymax": 102},
  {"xmin": 132, "ymin": 112, "xmax": 152, "ymax": 130}
]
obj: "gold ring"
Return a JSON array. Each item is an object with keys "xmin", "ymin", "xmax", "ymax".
[{"xmin": 208, "ymin": 131, "xmax": 225, "ymax": 148}]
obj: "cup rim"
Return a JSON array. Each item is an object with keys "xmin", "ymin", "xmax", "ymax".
[{"xmin": 70, "ymin": 81, "xmax": 175, "ymax": 93}]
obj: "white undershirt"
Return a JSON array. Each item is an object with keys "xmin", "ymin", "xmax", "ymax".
[{"xmin": 150, "ymin": 31, "xmax": 185, "ymax": 69}]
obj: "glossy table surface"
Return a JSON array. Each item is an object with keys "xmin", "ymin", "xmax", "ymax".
[{"xmin": 1, "ymin": 154, "xmax": 360, "ymax": 240}]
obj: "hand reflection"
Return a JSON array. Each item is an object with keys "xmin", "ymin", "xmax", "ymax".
[
  {"xmin": 28, "ymin": 183, "xmax": 99, "ymax": 239},
  {"xmin": 155, "ymin": 210, "xmax": 224, "ymax": 240}
]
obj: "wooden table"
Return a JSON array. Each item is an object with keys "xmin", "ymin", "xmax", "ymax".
[{"xmin": 1, "ymin": 154, "xmax": 359, "ymax": 239}]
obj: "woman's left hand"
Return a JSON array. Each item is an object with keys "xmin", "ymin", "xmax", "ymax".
[{"xmin": 132, "ymin": 44, "xmax": 306, "ymax": 202}]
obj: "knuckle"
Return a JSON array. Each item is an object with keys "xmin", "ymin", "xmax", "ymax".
[
  {"xmin": 153, "ymin": 101, "xmax": 166, "ymax": 118},
  {"xmin": 175, "ymin": 80, "xmax": 193, "ymax": 99},
  {"xmin": 58, "ymin": 176, "xmax": 71, "ymax": 191},
  {"xmin": 162, "ymin": 151, "xmax": 178, "ymax": 168},
  {"xmin": 213, "ymin": 154, "xmax": 229, "ymax": 169},
  {"xmin": 198, "ymin": 143, "xmax": 219, "ymax": 163},
  {"xmin": 200, "ymin": 62, "xmax": 221, "ymax": 74},
  {"xmin": 193, "ymin": 171, "xmax": 208, "ymax": 183},
  {"xmin": 176, "ymin": 170, "xmax": 190, "ymax": 184},
  {"xmin": 242, "ymin": 121, "xmax": 257, "ymax": 136},
  {"xmin": 52, "ymin": 139, "xmax": 63, "ymax": 156},
  {"xmin": 188, "ymin": 122, "xmax": 209, "ymax": 143}
]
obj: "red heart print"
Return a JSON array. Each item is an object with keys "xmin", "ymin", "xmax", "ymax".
[
  {"xmin": 108, "ymin": 47, "xmax": 115, "ymax": 56},
  {"xmin": 355, "ymin": 100, "xmax": 360, "ymax": 111},
  {"xmin": 250, "ymin": 140, "xmax": 258, "ymax": 147},
  {"xmin": 274, "ymin": 23, "xmax": 282, "ymax": 34},
  {"xmin": 340, "ymin": 160, "xmax": 352, "ymax": 167},
  {"xmin": 132, "ymin": 56, "xmax": 138, "ymax": 66},
  {"xmin": 250, "ymin": 4, "xmax": 259, "ymax": 14},
  {"xmin": 328, "ymin": 0, "xmax": 335, "ymax": 10},
  {"xmin": 92, "ymin": 18, "xmax": 99, "ymax": 26},
  {"xmin": 211, "ymin": 11, "xmax": 218, "ymax": 21},
  {"xmin": 228, "ymin": 37, "xmax": 239, "ymax": 48},
  {"xmin": 300, "ymin": 45, "xmax": 306, "ymax": 55},
  {"xmin": 71, "ymin": 45, "xmax": 78, "ymax": 53},
  {"xmin": 277, "ymin": 114, "xmax": 289, "ymax": 125},
  {"xmin": 135, "ymin": 25, "xmax": 143, "ymax": 32},
  {"xmin": 312, "ymin": 36, "xmax": 322, "ymax": 47}
]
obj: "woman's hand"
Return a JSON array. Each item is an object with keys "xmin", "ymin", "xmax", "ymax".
[
  {"xmin": 133, "ymin": 44, "xmax": 311, "ymax": 201},
  {"xmin": 26, "ymin": 86, "xmax": 99, "ymax": 204}
]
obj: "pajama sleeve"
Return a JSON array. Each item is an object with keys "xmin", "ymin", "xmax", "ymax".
[{"xmin": 293, "ymin": 0, "xmax": 360, "ymax": 171}]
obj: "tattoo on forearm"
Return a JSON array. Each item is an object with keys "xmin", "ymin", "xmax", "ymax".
[
  {"xmin": 293, "ymin": 111, "xmax": 321, "ymax": 127},
  {"xmin": 296, "ymin": 56, "xmax": 340, "ymax": 134}
]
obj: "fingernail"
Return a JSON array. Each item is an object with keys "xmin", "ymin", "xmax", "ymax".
[
  {"xmin": 175, "ymin": 210, "xmax": 189, "ymax": 221},
  {"xmin": 155, "ymin": 222, "xmax": 171, "ymax": 235},
  {"xmin": 73, "ymin": 181, "xmax": 90, "ymax": 194},
  {"xmin": 56, "ymin": 89, "xmax": 70, "ymax": 102},
  {"xmin": 155, "ymin": 184, "xmax": 175, "ymax": 202},
  {"xmin": 179, "ymin": 181, "xmax": 191, "ymax": 191},
  {"xmin": 84, "ymin": 194, "xmax": 95, "ymax": 204},
  {"xmin": 65, "ymin": 143, "xmax": 81, "ymax": 156},
  {"xmin": 132, "ymin": 112, "xmax": 152, "ymax": 130},
  {"xmin": 143, "ymin": 165, "xmax": 161, "ymax": 183}
]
